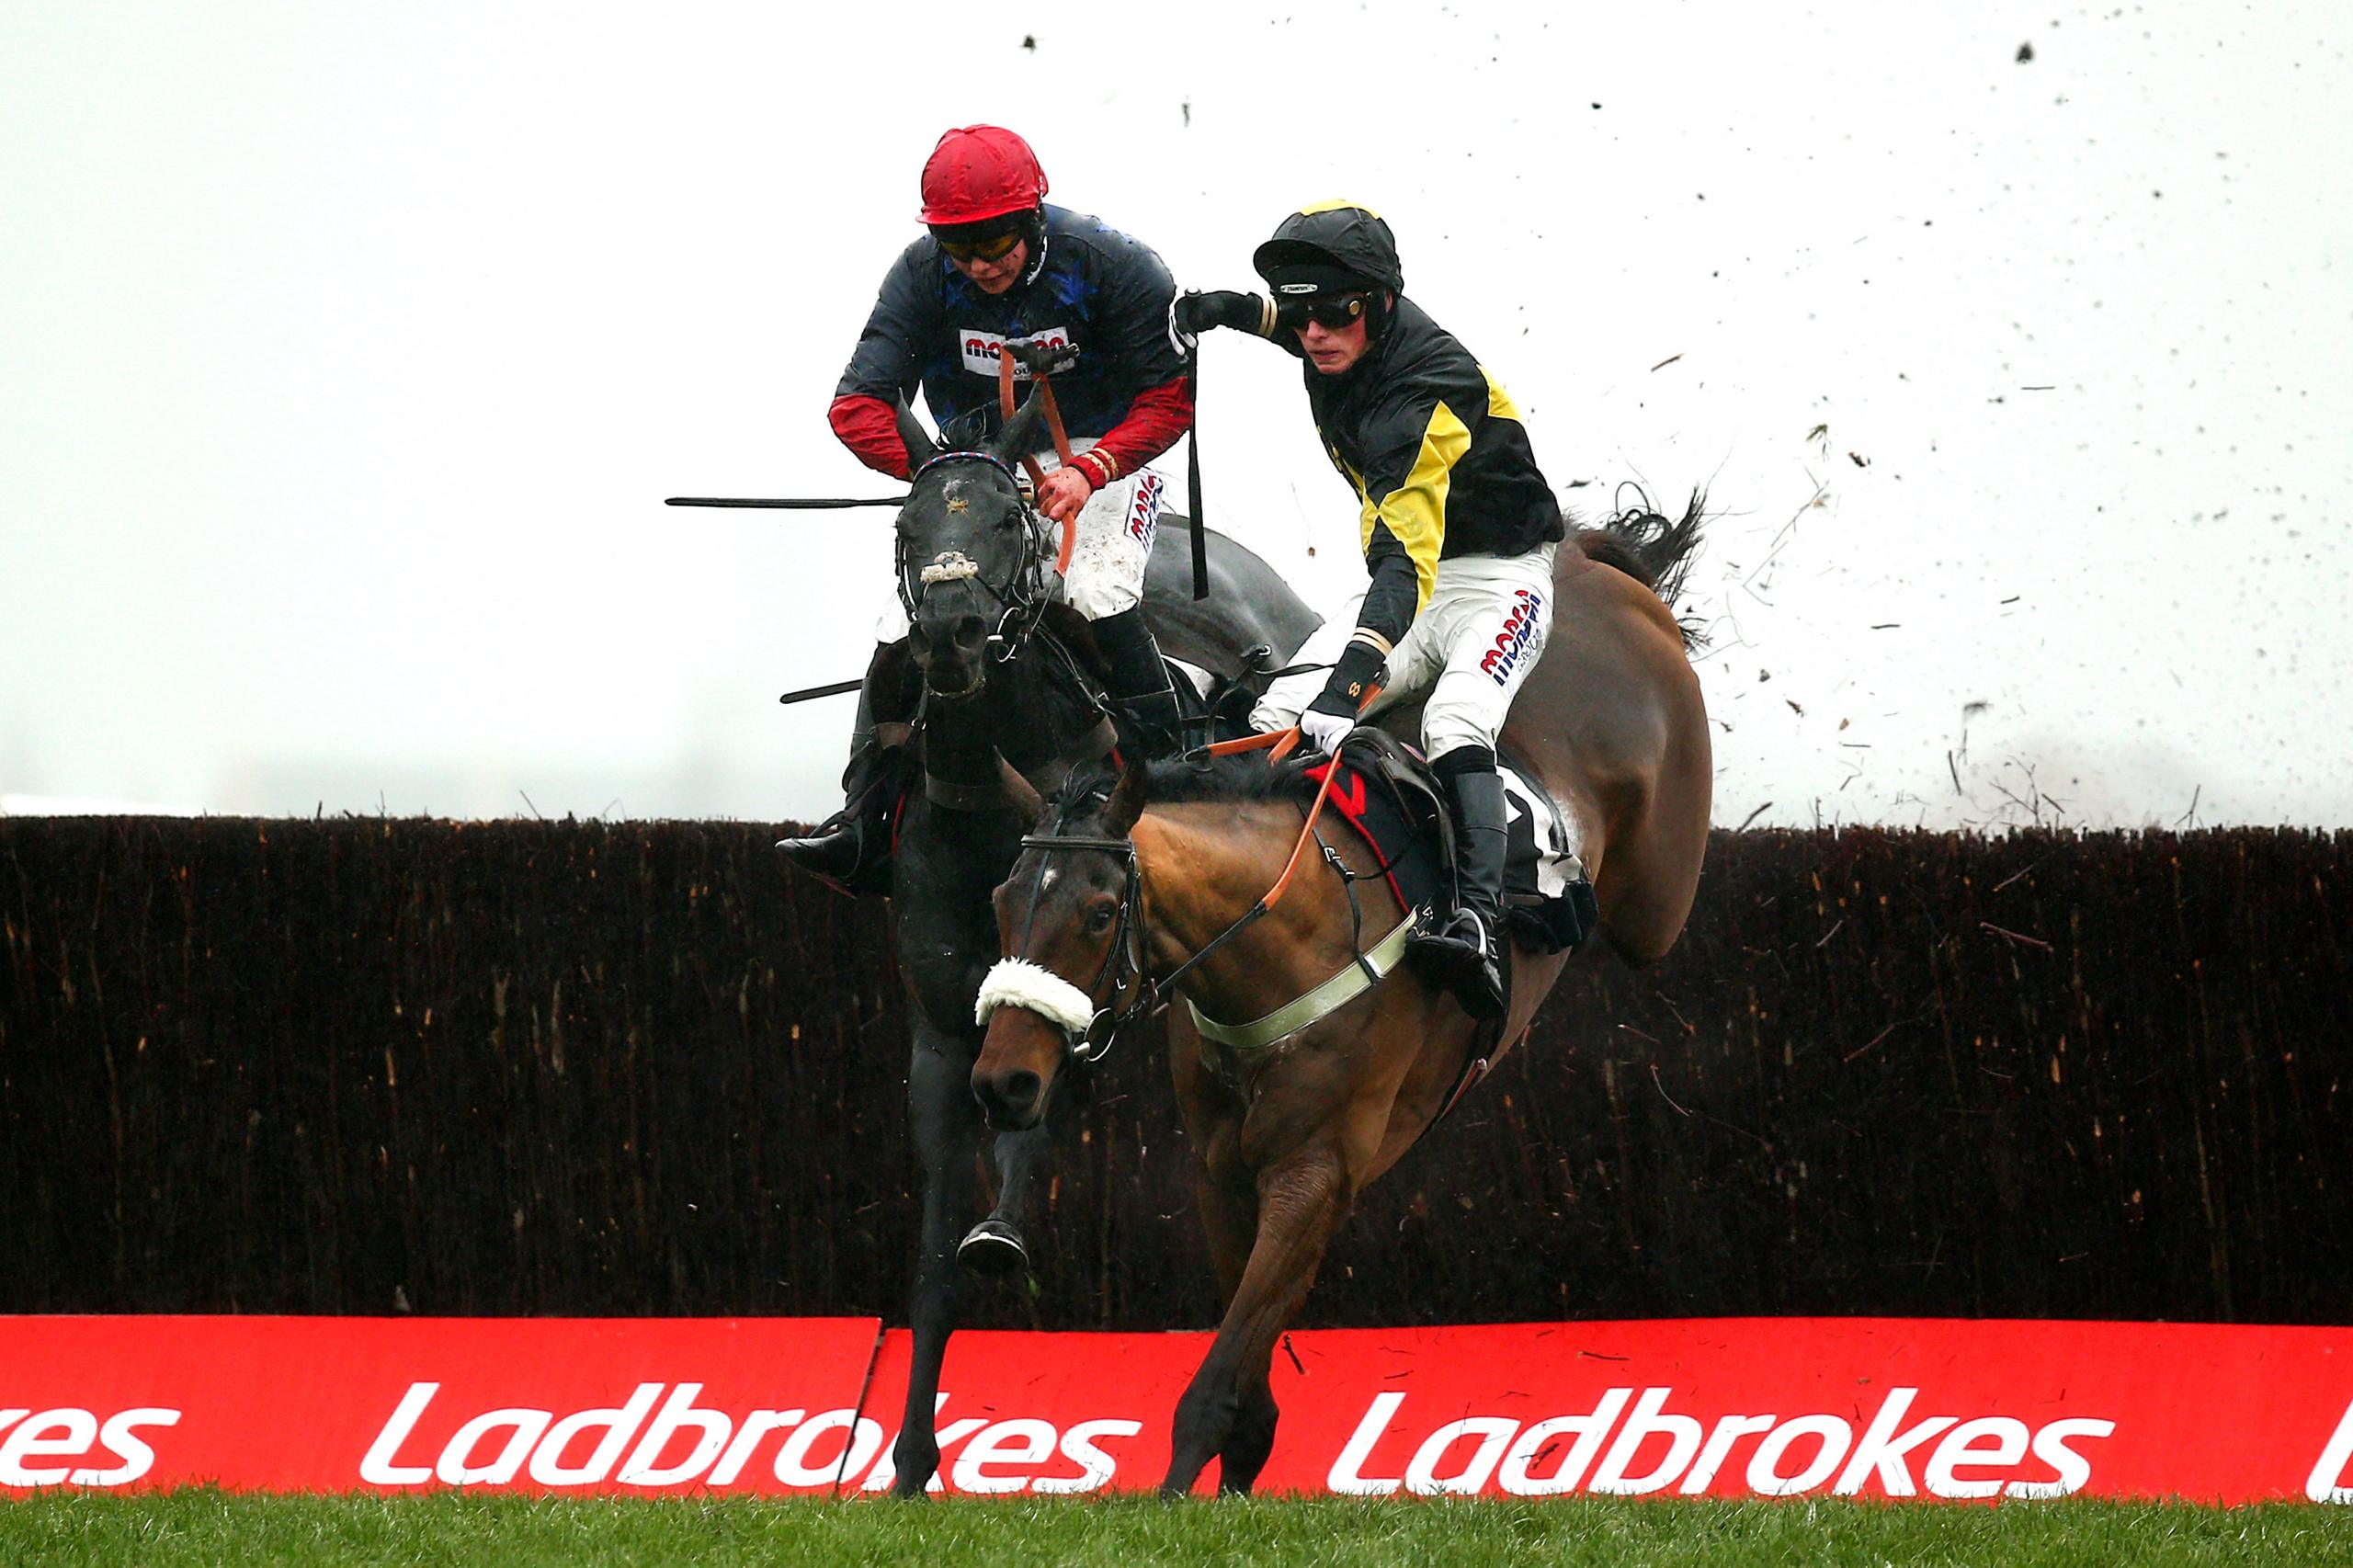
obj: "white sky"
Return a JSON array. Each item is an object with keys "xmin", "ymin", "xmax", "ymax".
[{"xmin": 5, "ymin": 2, "xmax": 2347, "ymax": 828}]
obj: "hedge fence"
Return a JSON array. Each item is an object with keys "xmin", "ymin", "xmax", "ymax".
[{"xmin": 3, "ymin": 817, "xmax": 2346, "ymax": 1327}]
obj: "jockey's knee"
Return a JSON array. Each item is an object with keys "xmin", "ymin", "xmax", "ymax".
[{"xmin": 1421, "ymin": 707, "xmax": 1503, "ymax": 763}]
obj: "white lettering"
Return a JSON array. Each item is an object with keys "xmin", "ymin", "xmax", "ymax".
[
  {"xmin": 1745, "ymin": 1414, "xmax": 1853, "ymax": 1496},
  {"xmin": 617, "ymin": 1384, "xmax": 733, "ymax": 1487},
  {"xmin": 71, "ymin": 1409, "xmax": 181, "ymax": 1486},
  {"xmin": 1831, "ymin": 1388, "xmax": 1956, "ymax": 1497},
  {"xmin": 1404, "ymin": 1417, "xmax": 1518, "ymax": 1495},
  {"xmin": 773, "ymin": 1410, "xmax": 884, "ymax": 1488},
  {"xmin": 1327, "ymin": 1392, "xmax": 1407, "ymax": 1495},
  {"xmin": 528, "ymin": 1383, "xmax": 663, "ymax": 1486},
  {"xmin": 707, "ymin": 1409, "xmax": 804, "ymax": 1486},
  {"xmin": 2310, "ymin": 1400, "xmax": 2353, "ymax": 1504},
  {"xmin": 1678, "ymin": 1414, "xmax": 1778, "ymax": 1494},
  {"xmin": 952, "ymin": 1418, "xmax": 1057, "ymax": 1494},
  {"xmin": 1588, "ymin": 1388, "xmax": 1702, "ymax": 1494},
  {"xmin": 2012, "ymin": 1417, "xmax": 2116, "ymax": 1499},
  {"xmin": 1037, "ymin": 1419, "xmax": 1142, "ymax": 1494},
  {"xmin": 1498, "ymin": 1389, "xmax": 1631, "ymax": 1496},
  {"xmin": 358, "ymin": 1382, "xmax": 439, "ymax": 1486},
  {"xmin": 436, "ymin": 1409, "xmax": 551, "ymax": 1486},
  {"xmin": 0, "ymin": 1409, "xmax": 98, "ymax": 1486},
  {"xmin": 1924, "ymin": 1416, "xmax": 2031, "ymax": 1499}
]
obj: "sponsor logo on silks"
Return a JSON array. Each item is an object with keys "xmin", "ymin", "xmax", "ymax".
[
  {"xmin": 1479, "ymin": 588, "xmax": 1544, "ymax": 685},
  {"xmin": 1324, "ymin": 1387, "xmax": 2118, "ymax": 1499},
  {"xmin": 1126, "ymin": 472, "xmax": 1164, "ymax": 548},
  {"xmin": 959, "ymin": 327, "xmax": 1076, "ymax": 381},
  {"xmin": 0, "ymin": 1405, "xmax": 181, "ymax": 1487}
]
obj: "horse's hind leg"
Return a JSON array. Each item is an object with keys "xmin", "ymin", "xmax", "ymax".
[{"xmin": 888, "ymin": 1031, "xmax": 987, "ymax": 1497}]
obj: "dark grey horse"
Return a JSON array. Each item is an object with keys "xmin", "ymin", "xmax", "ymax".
[{"xmin": 864, "ymin": 391, "xmax": 1315, "ymax": 1495}]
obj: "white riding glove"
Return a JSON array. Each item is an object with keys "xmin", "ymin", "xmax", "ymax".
[{"xmin": 1297, "ymin": 707, "xmax": 1355, "ymax": 756}]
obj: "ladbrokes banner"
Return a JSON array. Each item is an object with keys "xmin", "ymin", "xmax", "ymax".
[{"xmin": 7, "ymin": 1316, "xmax": 2353, "ymax": 1502}]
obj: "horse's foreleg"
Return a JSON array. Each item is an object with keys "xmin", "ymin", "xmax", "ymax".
[
  {"xmin": 1160, "ymin": 1146, "xmax": 1351, "ymax": 1497},
  {"xmin": 890, "ymin": 1034, "xmax": 985, "ymax": 1498},
  {"xmin": 961, "ymin": 1119, "xmax": 1052, "ymax": 1274},
  {"xmin": 1183, "ymin": 1115, "xmax": 1283, "ymax": 1494}
]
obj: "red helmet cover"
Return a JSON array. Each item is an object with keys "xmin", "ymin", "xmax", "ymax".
[{"xmin": 918, "ymin": 125, "xmax": 1049, "ymax": 226}]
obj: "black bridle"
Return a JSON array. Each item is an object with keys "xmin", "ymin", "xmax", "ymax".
[{"xmin": 895, "ymin": 449, "xmax": 1059, "ymax": 665}]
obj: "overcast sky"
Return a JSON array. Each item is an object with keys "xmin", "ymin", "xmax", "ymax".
[{"xmin": 5, "ymin": 2, "xmax": 2347, "ymax": 829}]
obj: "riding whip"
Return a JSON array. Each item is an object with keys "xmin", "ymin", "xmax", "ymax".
[
  {"xmin": 665, "ymin": 496, "xmax": 907, "ymax": 509},
  {"xmin": 1188, "ymin": 349, "xmax": 1209, "ymax": 599}
]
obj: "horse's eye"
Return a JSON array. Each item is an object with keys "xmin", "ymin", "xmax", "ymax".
[{"xmin": 1086, "ymin": 904, "xmax": 1117, "ymax": 934}]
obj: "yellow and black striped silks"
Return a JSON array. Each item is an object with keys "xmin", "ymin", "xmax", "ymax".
[{"xmin": 1294, "ymin": 295, "xmax": 1563, "ymax": 646}]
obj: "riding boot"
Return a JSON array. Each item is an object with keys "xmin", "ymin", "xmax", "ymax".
[
  {"xmin": 1091, "ymin": 605, "xmax": 1188, "ymax": 761},
  {"xmin": 775, "ymin": 642, "xmax": 915, "ymax": 898},
  {"xmin": 1412, "ymin": 756, "xmax": 1512, "ymax": 1022}
]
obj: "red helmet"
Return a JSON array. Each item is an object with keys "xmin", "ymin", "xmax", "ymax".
[{"xmin": 917, "ymin": 125, "xmax": 1048, "ymax": 226}]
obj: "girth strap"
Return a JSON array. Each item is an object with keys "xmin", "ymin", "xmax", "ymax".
[{"xmin": 1188, "ymin": 904, "xmax": 1421, "ymax": 1062}]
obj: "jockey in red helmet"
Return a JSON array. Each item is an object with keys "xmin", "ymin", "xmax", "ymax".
[
  {"xmin": 781, "ymin": 127, "xmax": 1196, "ymax": 897},
  {"xmin": 1169, "ymin": 203, "xmax": 1570, "ymax": 1024}
]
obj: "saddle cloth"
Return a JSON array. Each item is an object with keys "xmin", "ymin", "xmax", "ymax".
[{"xmin": 1302, "ymin": 737, "xmax": 1596, "ymax": 956}]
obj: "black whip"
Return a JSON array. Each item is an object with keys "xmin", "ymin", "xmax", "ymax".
[
  {"xmin": 666, "ymin": 495, "xmax": 907, "ymax": 509},
  {"xmin": 1187, "ymin": 352, "xmax": 1209, "ymax": 600}
]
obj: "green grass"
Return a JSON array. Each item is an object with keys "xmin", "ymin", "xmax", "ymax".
[{"xmin": 6, "ymin": 1492, "xmax": 2353, "ymax": 1567}]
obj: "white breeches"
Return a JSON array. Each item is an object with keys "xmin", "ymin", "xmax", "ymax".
[
  {"xmin": 872, "ymin": 441, "xmax": 1164, "ymax": 641},
  {"xmin": 1253, "ymin": 544, "xmax": 1557, "ymax": 763}
]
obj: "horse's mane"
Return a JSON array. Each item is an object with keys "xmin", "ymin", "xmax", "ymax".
[
  {"xmin": 1573, "ymin": 488, "xmax": 1711, "ymax": 648},
  {"xmin": 1042, "ymin": 753, "xmax": 1320, "ymax": 834}
]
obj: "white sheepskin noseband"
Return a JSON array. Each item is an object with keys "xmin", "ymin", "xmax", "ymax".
[{"xmin": 973, "ymin": 958, "xmax": 1096, "ymax": 1036}]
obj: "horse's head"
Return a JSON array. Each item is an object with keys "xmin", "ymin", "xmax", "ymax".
[
  {"xmin": 971, "ymin": 763, "xmax": 1152, "ymax": 1130},
  {"xmin": 893, "ymin": 394, "xmax": 1054, "ymax": 702}
]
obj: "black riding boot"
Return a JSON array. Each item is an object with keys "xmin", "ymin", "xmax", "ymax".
[
  {"xmin": 1091, "ymin": 606, "xmax": 1188, "ymax": 761},
  {"xmin": 775, "ymin": 642, "xmax": 915, "ymax": 898},
  {"xmin": 1413, "ymin": 751, "xmax": 1511, "ymax": 1022}
]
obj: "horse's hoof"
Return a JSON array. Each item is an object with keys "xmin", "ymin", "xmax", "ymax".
[{"xmin": 957, "ymin": 1219, "xmax": 1028, "ymax": 1276}]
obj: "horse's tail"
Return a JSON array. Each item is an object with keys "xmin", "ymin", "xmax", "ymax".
[{"xmin": 1575, "ymin": 488, "xmax": 1709, "ymax": 645}]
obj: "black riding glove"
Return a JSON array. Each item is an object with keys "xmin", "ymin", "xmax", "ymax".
[
  {"xmin": 1169, "ymin": 290, "xmax": 1271, "ymax": 348},
  {"xmin": 1299, "ymin": 640, "xmax": 1387, "ymax": 754}
]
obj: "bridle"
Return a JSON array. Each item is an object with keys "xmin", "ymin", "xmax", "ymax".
[{"xmin": 894, "ymin": 449, "xmax": 1059, "ymax": 670}]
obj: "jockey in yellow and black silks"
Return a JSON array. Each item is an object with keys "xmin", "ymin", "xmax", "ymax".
[{"xmin": 1172, "ymin": 203, "xmax": 1565, "ymax": 1022}]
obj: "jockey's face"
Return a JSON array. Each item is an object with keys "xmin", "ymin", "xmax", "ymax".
[{"xmin": 1296, "ymin": 310, "xmax": 1370, "ymax": 375}]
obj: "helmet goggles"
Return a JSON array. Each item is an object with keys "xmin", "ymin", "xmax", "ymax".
[{"xmin": 1275, "ymin": 291, "xmax": 1370, "ymax": 333}]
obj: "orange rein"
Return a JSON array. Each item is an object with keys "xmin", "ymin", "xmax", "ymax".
[
  {"xmin": 1195, "ymin": 685, "xmax": 1382, "ymax": 910},
  {"xmin": 997, "ymin": 347, "xmax": 1081, "ymax": 574}
]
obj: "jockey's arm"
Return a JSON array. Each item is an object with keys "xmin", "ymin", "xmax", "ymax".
[
  {"xmin": 829, "ymin": 249, "xmax": 934, "ymax": 481},
  {"xmin": 828, "ymin": 393, "xmax": 913, "ymax": 480},
  {"xmin": 1300, "ymin": 411, "xmax": 1456, "ymax": 725}
]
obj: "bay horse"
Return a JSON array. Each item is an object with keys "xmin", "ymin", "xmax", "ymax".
[
  {"xmin": 969, "ymin": 506, "xmax": 1711, "ymax": 1494},
  {"xmin": 858, "ymin": 389, "xmax": 1316, "ymax": 1495}
]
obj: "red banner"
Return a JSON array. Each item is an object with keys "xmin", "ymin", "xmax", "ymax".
[{"xmin": 7, "ymin": 1316, "xmax": 2353, "ymax": 1503}]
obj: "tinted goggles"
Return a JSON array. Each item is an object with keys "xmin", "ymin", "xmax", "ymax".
[
  {"xmin": 937, "ymin": 227, "xmax": 1025, "ymax": 264},
  {"xmin": 1277, "ymin": 292, "xmax": 1370, "ymax": 332}
]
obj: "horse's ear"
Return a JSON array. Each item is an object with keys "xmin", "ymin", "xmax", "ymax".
[
  {"xmin": 997, "ymin": 755, "xmax": 1045, "ymax": 830},
  {"xmin": 894, "ymin": 399, "xmax": 941, "ymax": 472},
  {"xmin": 1103, "ymin": 758, "xmax": 1149, "ymax": 836},
  {"xmin": 987, "ymin": 387, "xmax": 1046, "ymax": 468}
]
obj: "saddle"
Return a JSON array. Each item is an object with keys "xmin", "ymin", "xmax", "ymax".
[{"xmin": 1305, "ymin": 729, "xmax": 1599, "ymax": 958}]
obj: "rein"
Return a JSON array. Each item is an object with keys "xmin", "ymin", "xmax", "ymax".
[{"xmin": 997, "ymin": 347, "xmax": 1080, "ymax": 574}]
